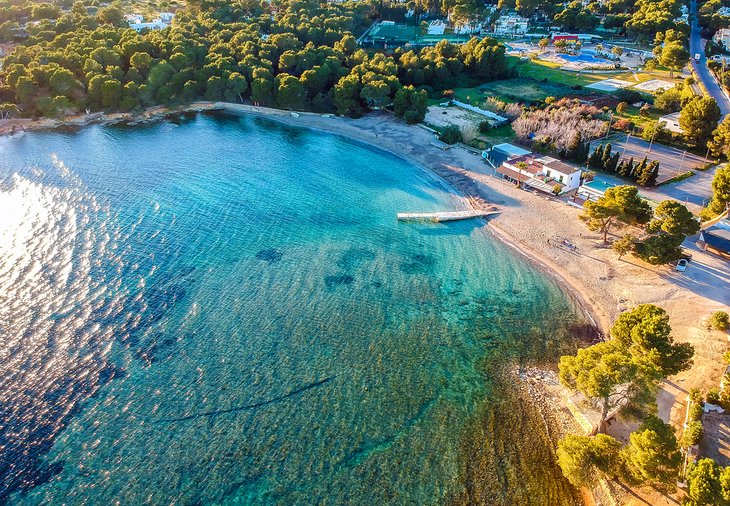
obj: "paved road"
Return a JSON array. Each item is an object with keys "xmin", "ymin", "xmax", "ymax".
[{"xmin": 690, "ymin": 0, "xmax": 730, "ymax": 115}]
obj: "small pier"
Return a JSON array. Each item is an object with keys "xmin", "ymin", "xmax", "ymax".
[{"xmin": 396, "ymin": 210, "xmax": 499, "ymax": 223}]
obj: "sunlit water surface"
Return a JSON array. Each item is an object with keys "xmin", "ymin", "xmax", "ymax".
[{"xmin": 0, "ymin": 113, "xmax": 585, "ymax": 505}]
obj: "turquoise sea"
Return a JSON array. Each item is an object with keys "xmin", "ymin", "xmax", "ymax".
[{"xmin": 0, "ymin": 113, "xmax": 586, "ymax": 505}]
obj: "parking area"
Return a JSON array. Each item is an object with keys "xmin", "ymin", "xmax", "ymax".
[{"xmin": 591, "ymin": 134, "xmax": 710, "ymax": 181}]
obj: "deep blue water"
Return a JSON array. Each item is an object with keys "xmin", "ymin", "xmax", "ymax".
[{"xmin": 0, "ymin": 113, "xmax": 584, "ymax": 504}]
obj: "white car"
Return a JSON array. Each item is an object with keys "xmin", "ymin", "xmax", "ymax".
[{"xmin": 676, "ymin": 259, "xmax": 688, "ymax": 272}]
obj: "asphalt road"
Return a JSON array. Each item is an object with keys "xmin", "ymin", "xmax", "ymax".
[{"xmin": 690, "ymin": 0, "xmax": 730, "ymax": 115}]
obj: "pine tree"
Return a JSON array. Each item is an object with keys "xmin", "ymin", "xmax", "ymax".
[
  {"xmin": 606, "ymin": 152, "xmax": 620, "ymax": 173},
  {"xmin": 623, "ymin": 157, "xmax": 636, "ymax": 178},
  {"xmin": 646, "ymin": 161, "xmax": 660, "ymax": 186},
  {"xmin": 588, "ymin": 144, "xmax": 605, "ymax": 168},
  {"xmin": 617, "ymin": 159, "xmax": 630, "ymax": 176},
  {"xmin": 636, "ymin": 159, "xmax": 659, "ymax": 186},
  {"xmin": 578, "ymin": 140, "xmax": 590, "ymax": 163},
  {"xmin": 633, "ymin": 157, "xmax": 648, "ymax": 182},
  {"xmin": 567, "ymin": 131, "xmax": 582, "ymax": 161},
  {"xmin": 601, "ymin": 143, "xmax": 613, "ymax": 170}
]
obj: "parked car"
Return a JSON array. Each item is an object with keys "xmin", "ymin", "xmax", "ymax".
[{"xmin": 676, "ymin": 259, "xmax": 688, "ymax": 272}]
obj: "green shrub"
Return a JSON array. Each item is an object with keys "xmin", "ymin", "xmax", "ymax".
[
  {"xmin": 689, "ymin": 388, "xmax": 703, "ymax": 404},
  {"xmin": 706, "ymin": 388, "xmax": 721, "ymax": 405},
  {"xmin": 439, "ymin": 125, "xmax": 462, "ymax": 145},
  {"xmin": 709, "ymin": 311, "xmax": 730, "ymax": 331},
  {"xmin": 683, "ymin": 420, "xmax": 704, "ymax": 447},
  {"xmin": 478, "ymin": 120, "xmax": 491, "ymax": 133},
  {"xmin": 689, "ymin": 401, "xmax": 704, "ymax": 422}
]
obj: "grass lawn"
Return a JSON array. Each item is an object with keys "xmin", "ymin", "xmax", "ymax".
[
  {"xmin": 612, "ymin": 105, "xmax": 664, "ymax": 131},
  {"xmin": 426, "ymin": 76, "xmax": 586, "ymax": 107},
  {"xmin": 477, "ymin": 124, "xmax": 516, "ymax": 146},
  {"xmin": 509, "ymin": 57, "xmax": 604, "ymax": 87}
]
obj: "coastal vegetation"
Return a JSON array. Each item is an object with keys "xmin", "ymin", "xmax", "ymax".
[
  {"xmin": 580, "ymin": 185, "xmax": 652, "ymax": 245},
  {"xmin": 580, "ymin": 182, "xmax": 699, "ymax": 265},
  {"xmin": 684, "ymin": 458, "xmax": 730, "ymax": 506},
  {"xmin": 679, "ymin": 96, "xmax": 722, "ymax": 148},
  {"xmin": 633, "ymin": 200, "xmax": 700, "ymax": 265},
  {"xmin": 558, "ymin": 305, "xmax": 694, "ymax": 493},
  {"xmin": 0, "ymin": 0, "xmax": 508, "ymax": 119}
]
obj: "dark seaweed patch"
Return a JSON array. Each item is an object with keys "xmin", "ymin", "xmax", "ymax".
[
  {"xmin": 255, "ymin": 248, "xmax": 283, "ymax": 264},
  {"xmin": 399, "ymin": 253, "xmax": 436, "ymax": 274},
  {"xmin": 324, "ymin": 274, "xmax": 354, "ymax": 289}
]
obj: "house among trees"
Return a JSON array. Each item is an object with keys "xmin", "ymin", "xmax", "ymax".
[
  {"xmin": 126, "ymin": 12, "xmax": 174, "ymax": 32},
  {"xmin": 495, "ymin": 154, "xmax": 582, "ymax": 194},
  {"xmin": 697, "ymin": 219, "xmax": 730, "ymax": 258},
  {"xmin": 659, "ymin": 112, "xmax": 683, "ymax": 133},
  {"xmin": 713, "ymin": 27, "xmax": 730, "ymax": 49},
  {"xmin": 493, "ymin": 13, "xmax": 529, "ymax": 36}
]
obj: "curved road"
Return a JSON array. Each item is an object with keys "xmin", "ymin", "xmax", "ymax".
[{"xmin": 690, "ymin": 0, "xmax": 730, "ymax": 115}]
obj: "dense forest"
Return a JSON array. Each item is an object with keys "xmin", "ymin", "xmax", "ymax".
[
  {"xmin": 0, "ymin": 0, "xmax": 693, "ymax": 119},
  {"xmin": 0, "ymin": 0, "xmax": 508, "ymax": 119}
]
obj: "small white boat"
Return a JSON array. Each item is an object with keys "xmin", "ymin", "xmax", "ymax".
[{"xmin": 290, "ymin": 112, "xmax": 300, "ymax": 118}]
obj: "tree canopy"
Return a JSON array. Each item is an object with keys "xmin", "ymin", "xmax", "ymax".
[
  {"xmin": 0, "ymin": 0, "xmax": 507, "ymax": 118},
  {"xmin": 580, "ymin": 185, "xmax": 652, "ymax": 244},
  {"xmin": 685, "ymin": 458, "xmax": 730, "ymax": 506},
  {"xmin": 557, "ymin": 434, "xmax": 622, "ymax": 487},
  {"xmin": 680, "ymin": 97, "xmax": 722, "ymax": 147},
  {"xmin": 621, "ymin": 415, "xmax": 682, "ymax": 492},
  {"xmin": 559, "ymin": 304, "xmax": 693, "ymax": 427}
]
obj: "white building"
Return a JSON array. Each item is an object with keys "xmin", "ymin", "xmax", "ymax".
[
  {"xmin": 454, "ymin": 21, "xmax": 480, "ymax": 34},
  {"xmin": 127, "ymin": 12, "xmax": 174, "ymax": 32},
  {"xmin": 427, "ymin": 20, "xmax": 446, "ymax": 35},
  {"xmin": 129, "ymin": 19, "xmax": 168, "ymax": 32},
  {"xmin": 495, "ymin": 154, "xmax": 582, "ymax": 194},
  {"xmin": 714, "ymin": 28, "xmax": 730, "ymax": 49},
  {"xmin": 493, "ymin": 13, "xmax": 528, "ymax": 35},
  {"xmin": 125, "ymin": 13, "xmax": 144, "ymax": 24},
  {"xmin": 659, "ymin": 112, "xmax": 683, "ymax": 134}
]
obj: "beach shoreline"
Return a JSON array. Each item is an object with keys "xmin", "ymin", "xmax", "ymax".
[
  {"xmin": 5, "ymin": 100, "xmax": 604, "ymax": 331},
  {"xmin": 210, "ymin": 102, "xmax": 610, "ymax": 333},
  {"xmin": 6, "ymin": 101, "xmax": 728, "ymax": 506},
  {"xmin": 5, "ymin": 101, "xmax": 725, "ymax": 346}
]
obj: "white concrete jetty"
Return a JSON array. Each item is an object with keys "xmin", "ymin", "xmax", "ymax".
[{"xmin": 397, "ymin": 210, "xmax": 499, "ymax": 222}]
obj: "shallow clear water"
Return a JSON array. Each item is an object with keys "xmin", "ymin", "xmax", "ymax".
[{"xmin": 0, "ymin": 113, "xmax": 584, "ymax": 505}]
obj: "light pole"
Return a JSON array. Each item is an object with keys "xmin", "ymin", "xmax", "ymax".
[
  {"xmin": 605, "ymin": 112, "xmax": 613, "ymax": 139},
  {"xmin": 678, "ymin": 150, "xmax": 687, "ymax": 173},
  {"xmin": 646, "ymin": 125, "xmax": 657, "ymax": 153},
  {"xmin": 622, "ymin": 131, "xmax": 631, "ymax": 158}
]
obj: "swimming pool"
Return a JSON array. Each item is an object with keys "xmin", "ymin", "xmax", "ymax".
[{"xmin": 561, "ymin": 53, "xmax": 612, "ymax": 64}]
